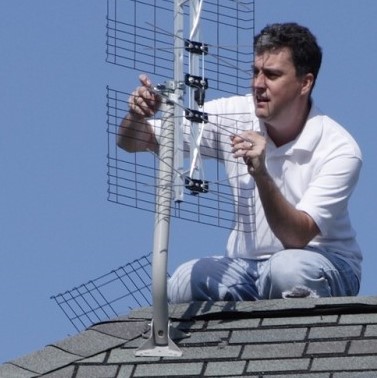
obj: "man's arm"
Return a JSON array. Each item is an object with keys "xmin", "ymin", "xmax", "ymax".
[
  {"xmin": 231, "ymin": 131, "xmax": 320, "ymax": 248},
  {"xmin": 117, "ymin": 113, "xmax": 158, "ymax": 153},
  {"xmin": 253, "ymin": 169, "xmax": 320, "ymax": 248},
  {"xmin": 117, "ymin": 74, "xmax": 160, "ymax": 153}
]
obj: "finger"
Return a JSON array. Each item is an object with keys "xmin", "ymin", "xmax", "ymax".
[
  {"xmin": 135, "ymin": 97, "xmax": 151, "ymax": 116},
  {"xmin": 231, "ymin": 135, "xmax": 243, "ymax": 144},
  {"xmin": 231, "ymin": 134, "xmax": 254, "ymax": 147},
  {"xmin": 129, "ymin": 92, "xmax": 147, "ymax": 116},
  {"xmin": 139, "ymin": 73, "xmax": 151, "ymax": 87},
  {"xmin": 128, "ymin": 91, "xmax": 137, "ymax": 110},
  {"xmin": 243, "ymin": 140, "xmax": 254, "ymax": 149},
  {"xmin": 232, "ymin": 146, "xmax": 248, "ymax": 158},
  {"xmin": 231, "ymin": 138, "xmax": 253, "ymax": 153},
  {"xmin": 139, "ymin": 85, "xmax": 153, "ymax": 101}
]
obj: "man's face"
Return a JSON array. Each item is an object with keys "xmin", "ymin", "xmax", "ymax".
[{"xmin": 252, "ymin": 47, "xmax": 307, "ymax": 125}]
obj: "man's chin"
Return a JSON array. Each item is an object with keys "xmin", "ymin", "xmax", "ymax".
[{"xmin": 255, "ymin": 110, "xmax": 269, "ymax": 120}]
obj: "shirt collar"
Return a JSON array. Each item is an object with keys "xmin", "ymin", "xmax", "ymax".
[{"xmin": 258, "ymin": 103, "xmax": 324, "ymax": 156}]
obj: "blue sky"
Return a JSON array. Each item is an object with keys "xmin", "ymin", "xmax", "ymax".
[{"xmin": 1, "ymin": 0, "xmax": 376, "ymax": 363}]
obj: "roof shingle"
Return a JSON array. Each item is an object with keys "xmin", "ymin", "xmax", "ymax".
[{"xmin": 2, "ymin": 296, "xmax": 377, "ymax": 377}]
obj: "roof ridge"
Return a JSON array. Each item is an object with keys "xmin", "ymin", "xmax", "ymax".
[{"xmin": 127, "ymin": 296, "xmax": 377, "ymax": 321}]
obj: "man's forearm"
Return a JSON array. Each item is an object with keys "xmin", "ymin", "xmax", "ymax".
[
  {"xmin": 117, "ymin": 113, "xmax": 158, "ymax": 153},
  {"xmin": 254, "ymin": 171, "xmax": 319, "ymax": 248}
]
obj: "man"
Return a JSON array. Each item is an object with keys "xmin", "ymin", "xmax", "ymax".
[{"xmin": 118, "ymin": 23, "xmax": 362, "ymax": 302}]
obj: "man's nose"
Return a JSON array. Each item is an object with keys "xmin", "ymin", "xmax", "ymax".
[{"xmin": 252, "ymin": 72, "xmax": 265, "ymax": 89}]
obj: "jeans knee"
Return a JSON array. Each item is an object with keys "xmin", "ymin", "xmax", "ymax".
[
  {"xmin": 168, "ymin": 257, "xmax": 227, "ymax": 303},
  {"xmin": 265, "ymin": 250, "xmax": 329, "ymax": 298},
  {"xmin": 169, "ymin": 257, "xmax": 259, "ymax": 302},
  {"xmin": 168, "ymin": 259, "xmax": 199, "ymax": 303},
  {"xmin": 269, "ymin": 250, "xmax": 303, "ymax": 282}
]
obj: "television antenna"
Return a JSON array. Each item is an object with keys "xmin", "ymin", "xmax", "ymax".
[
  {"xmin": 54, "ymin": 0, "xmax": 256, "ymax": 357},
  {"xmin": 107, "ymin": 0, "xmax": 255, "ymax": 357},
  {"xmin": 107, "ymin": 0, "xmax": 255, "ymax": 230}
]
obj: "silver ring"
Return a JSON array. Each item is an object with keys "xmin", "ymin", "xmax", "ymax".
[{"xmin": 248, "ymin": 141, "xmax": 253, "ymax": 149}]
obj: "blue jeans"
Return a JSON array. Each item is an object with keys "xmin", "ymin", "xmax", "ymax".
[{"xmin": 167, "ymin": 249, "xmax": 360, "ymax": 303}]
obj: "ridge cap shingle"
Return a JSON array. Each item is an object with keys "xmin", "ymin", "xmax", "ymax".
[{"xmin": 128, "ymin": 296, "xmax": 377, "ymax": 321}]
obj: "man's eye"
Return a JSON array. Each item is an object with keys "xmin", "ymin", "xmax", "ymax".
[{"xmin": 266, "ymin": 71, "xmax": 280, "ymax": 79}]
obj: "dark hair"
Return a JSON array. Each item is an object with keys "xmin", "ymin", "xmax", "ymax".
[{"xmin": 254, "ymin": 23, "xmax": 322, "ymax": 86}]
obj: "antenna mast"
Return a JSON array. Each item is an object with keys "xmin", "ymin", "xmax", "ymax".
[{"xmin": 135, "ymin": 0, "xmax": 188, "ymax": 356}]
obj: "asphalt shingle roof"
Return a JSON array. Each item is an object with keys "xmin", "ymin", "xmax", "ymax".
[{"xmin": 2, "ymin": 296, "xmax": 377, "ymax": 377}]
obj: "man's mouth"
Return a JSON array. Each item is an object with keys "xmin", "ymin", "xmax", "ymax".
[{"xmin": 256, "ymin": 94, "xmax": 269, "ymax": 104}]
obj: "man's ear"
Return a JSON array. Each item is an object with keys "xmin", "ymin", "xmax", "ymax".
[{"xmin": 301, "ymin": 73, "xmax": 315, "ymax": 95}]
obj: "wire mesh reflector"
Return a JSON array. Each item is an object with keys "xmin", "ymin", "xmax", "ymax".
[
  {"xmin": 106, "ymin": 0, "xmax": 255, "ymax": 96},
  {"xmin": 107, "ymin": 87, "xmax": 256, "ymax": 230},
  {"xmin": 51, "ymin": 253, "xmax": 155, "ymax": 332},
  {"xmin": 106, "ymin": 0, "xmax": 256, "ymax": 230}
]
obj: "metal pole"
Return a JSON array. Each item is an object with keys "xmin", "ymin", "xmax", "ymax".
[
  {"xmin": 134, "ymin": 0, "xmax": 186, "ymax": 357},
  {"xmin": 150, "ymin": 91, "xmax": 175, "ymax": 347},
  {"xmin": 135, "ymin": 86, "xmax": 182, "ymax": 357}
]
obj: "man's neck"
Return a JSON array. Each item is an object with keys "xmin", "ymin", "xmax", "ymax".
[{"xmin": 266, "ymin": 100, "xmax": 311, "ymax": 147}]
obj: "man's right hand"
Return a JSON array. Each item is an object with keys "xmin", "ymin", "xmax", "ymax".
[
  {"xmin": 117, "ymin": 74, "xmax": 160, "ymax": 153},
  {"xmin": 128, "ymin": 74, "xmax": 161, "ymax": 119}
]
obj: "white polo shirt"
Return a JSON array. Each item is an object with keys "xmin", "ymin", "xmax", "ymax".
[{"xmin": 154, "ymin": 94, "xmax": 363, "ymax": 279}]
